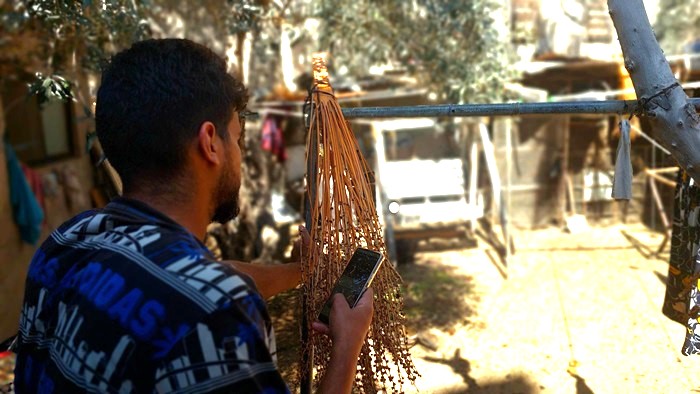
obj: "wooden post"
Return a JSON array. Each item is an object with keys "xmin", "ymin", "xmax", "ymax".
[
  {"xmin": 647, "ymin": 175, "xmax": 670, "ymax": 230},
  {"xmin": 301, "ymin": 104, "xmax": 318, "ymax": 394},
  {"xmin": 504, "ymin": 117, "xmax": 512, "ymax": 258},
  {"xmin": 479, "ymin": 122, "xmax": 502, "ymax": 224},
  {"xmin": 608, "ymin": 0, "xmax": 700, "ymax": 181},
  {"xmin": 559, "ymin": 115, "xmax": 571, "ymax": 224},
  {"xmin": 467, "ymin": 122, "xmax": 479, "ymax": 232}
]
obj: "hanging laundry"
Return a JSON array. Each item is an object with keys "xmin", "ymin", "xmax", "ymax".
[
  {"xmin": 261, "ymin": 116, "xmax": 287, "ymax": 162},
  {"xmin": 661, "ymin": 170, "xmax": 700, "ymax": 355},
  {"xmin": 42, "ymin": 171, "xmax": 60, "ymax": 198},
  {"xmin": 663, "ymin": 171, "xmax": 700, "ymax": 325},
  {"xmin": 4, "ymin": 143, "xmax": 44, "ymax": 245},
  {"xmin": 612, "ymin": 119, "xmax": 632, "ymax": 200},
  {"xmin": 22, "ymin": 163, "xmax": 46, "ymax": 222},
  {"xmin": 60, "ymin": 165, "xmax": 89, "ymax": 212},
  {"xmin": 681, "ymin": 187, "xmax": 700, "ymax": 355},
  {"xmin": 684, "ymin": 281, "xmax": 700, "ymax": 355}
]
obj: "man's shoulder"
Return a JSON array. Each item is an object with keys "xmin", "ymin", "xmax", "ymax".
[
  {"xmin": 47, "ymin": 205, "xmax": 260, "ymax": 309},
  {"xmin": 54, "ymin": 208, "xmax": 100, "ymax": 234},
  {"xmin": 163, "ymin": 256, "xmax": 261, "ymax": 307},
  {"xmin": 47, "ymin": 210, "xmax": 173, "ymax": 268}
]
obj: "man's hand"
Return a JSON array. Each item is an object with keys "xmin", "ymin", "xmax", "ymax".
[
  {"xmin": 312, "ymin": 288, "xmax": 374, "ymax": 394},
  {"xmin": 311, "ymin": 288, "xmax": 374, "ymax": 347}
]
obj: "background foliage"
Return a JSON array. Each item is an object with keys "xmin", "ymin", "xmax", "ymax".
[
  {"xmin": 0, "ymin": 0, "xmax": 268, "ymax": 102},
  {"xmin": 654, "ymin": 0, "xmax": 700, "ymax": 54},
  {"xmin": 316, "ymin": 0, "xmax": 515, "ymax": 103}
]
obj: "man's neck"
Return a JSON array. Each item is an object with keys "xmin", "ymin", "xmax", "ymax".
[{"xmin": 123, "ymin": 190, "xmax": 211, "ymax": 240}]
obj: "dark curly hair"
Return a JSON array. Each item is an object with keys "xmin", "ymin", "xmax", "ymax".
[{"xmin": 96, "ymin": 38, "xmax": 247, "ymax": 191}]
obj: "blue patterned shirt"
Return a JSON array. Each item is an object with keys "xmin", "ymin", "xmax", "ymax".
[{"xmin": 14, "ymin": 197, "xmax": 289, "ymax": 393}]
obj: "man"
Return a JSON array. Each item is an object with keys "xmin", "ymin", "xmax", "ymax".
[{"xmin": 13, "ymin": 38, "xmax": 373, "ymax": 393}]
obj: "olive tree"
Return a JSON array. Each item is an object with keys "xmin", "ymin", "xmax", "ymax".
[{"xmin": 315, "ymin": 0, "xmax": 515, "ymax": 104}]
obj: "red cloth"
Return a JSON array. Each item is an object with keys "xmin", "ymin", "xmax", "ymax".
[
  {"xmin": 21, "ymin": 164, "xmax": 45, "ymax": 223},
  {"xmin": 261, "ymin": 116, "xmax": 287, "ymax": 162}
]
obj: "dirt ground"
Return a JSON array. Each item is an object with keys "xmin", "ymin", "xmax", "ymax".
[
  {"xmin": 3, "ymin": 223, "xmax": 700, "ymax": 393},
  {"xmin": 268, "ymin": 222, "xmax": 700, "ymax": 393},
  {"xmin": 395, "ymin": 223, "xmax": 700, "ymax": 393}
]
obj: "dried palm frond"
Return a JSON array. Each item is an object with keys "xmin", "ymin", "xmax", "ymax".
[{"xmin": 301, "ymin": 53, "xmax": 418, "ymax": 392}]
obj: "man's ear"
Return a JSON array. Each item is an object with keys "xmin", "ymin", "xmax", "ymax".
[{"xmin": 197, "ymin": 121, "xmax": 221, "ymax": 165}]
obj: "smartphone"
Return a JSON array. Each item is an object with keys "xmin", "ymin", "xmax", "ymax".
[{"xmin": 318, "ymin": 248, "xmax": 384, "ymax": 325}]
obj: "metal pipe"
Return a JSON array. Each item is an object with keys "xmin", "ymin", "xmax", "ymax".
[{"xmin": 341, "ymin": 98, "xmax": 700, "ymax": 119}]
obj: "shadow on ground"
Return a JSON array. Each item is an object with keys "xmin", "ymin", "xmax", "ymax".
[
  {"xmin": 571, "ymin": 373, "xmax": 596, "ymax": 394},
  {"xmin": 426, "ymin": 349, "xmax": 596, "ymax": 394},
  {"xmin": 619, "ymin": 229, "xmax": 669, "ymax": 260},
  {"xmin": 425, "ymin": 349, "xmax": 541, "ymax": 393},
  {"xmin": 424, "ymin": 349, "xmax": 480, "ymax": 389},
  {"xmin": 439, "ymin": 371, "xmax": 541, "ymax": 393},
  {"xmin": 267, "ymin": 289, "xmax": 302, "ymax": 386},
  {"xmin": 654, "ymin": 270, "xmax": 668, "ymax": 286},
  {"xmin": 398, "ymin": 258, "xmax": 477, "ymax": 333}
]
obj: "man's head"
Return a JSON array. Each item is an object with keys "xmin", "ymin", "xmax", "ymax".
[{"xmin": 96, "ymin": 38, "xmax": 247, "ymax": 223}]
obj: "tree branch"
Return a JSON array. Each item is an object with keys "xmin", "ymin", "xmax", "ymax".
[{"xmin": 608, "ymin": 0, "xmax": 700, "ymax": 181}]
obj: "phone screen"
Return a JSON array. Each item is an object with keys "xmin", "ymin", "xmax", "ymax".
[{"xmin": 318, "ymin": 248, "xmax": 383, "ymax": 325}]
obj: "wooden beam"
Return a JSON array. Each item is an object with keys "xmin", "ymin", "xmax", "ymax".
[{"xmin": 645, "ymin": 169, "xmax": 677, "ymax": 188}]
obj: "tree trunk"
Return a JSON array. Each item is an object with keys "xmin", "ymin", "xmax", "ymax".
[{"xmin": 608, "ymin": 0, "xmax": 700, "ymax": 181}]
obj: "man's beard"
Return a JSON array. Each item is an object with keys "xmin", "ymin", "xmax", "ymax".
[{"xmin": 212, "ymin": 163, "xmax": 240, "ymax": 224}]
